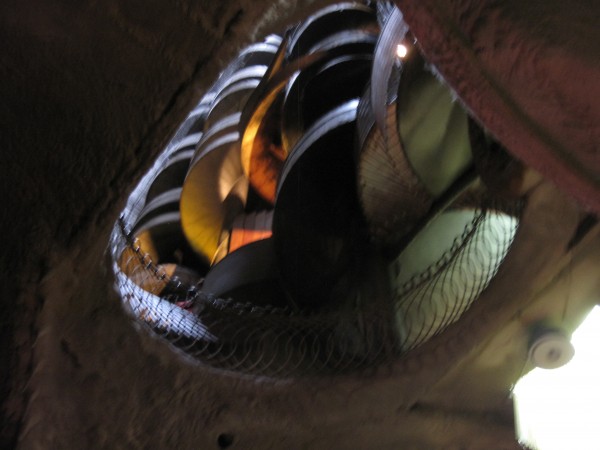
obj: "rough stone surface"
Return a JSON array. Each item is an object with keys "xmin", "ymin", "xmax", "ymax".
[
  {"xmin": 0, "ymin": 1, "xmax": 598, "ymax": 449},
  {"xmin": 396, "ymin": 0, "xmax": 600, "ymax": 212}
]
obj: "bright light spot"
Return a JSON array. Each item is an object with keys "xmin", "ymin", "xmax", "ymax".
[
  {"xmin": 513, "ymin": 306, "xmax": 600, "ymax": 450},
  {"xmin": 396, "ymin": 44, "xmax": 408, "ymax": 59}
]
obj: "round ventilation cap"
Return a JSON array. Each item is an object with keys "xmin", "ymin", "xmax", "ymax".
[{"xmin": 528, "ymin": 331, "xmax": 575, "ymax": 369}]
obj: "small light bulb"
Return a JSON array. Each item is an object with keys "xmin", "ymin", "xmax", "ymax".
[{"xmin": 396, "ymin": 44, "xmax": 408, "ymax": 59}]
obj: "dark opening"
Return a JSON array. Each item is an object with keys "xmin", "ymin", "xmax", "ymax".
[{"xmin": 217, "ymin": 433, "xmax": 235, "ymax": 448}]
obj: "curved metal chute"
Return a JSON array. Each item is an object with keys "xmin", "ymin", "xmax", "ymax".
[
  {"xmin": 286, "ymin": 2, "xmax": 377, "ymax": 58},
  {"xmin": 281, "ymin": 4, "xmax": 378, "ymax": 154},
  {"xmin": 283, "ymin": 52, "xmax": 373, "ymax": 154},
  {"xmin": 144, "ymin": 151, "xmax": 193, "ymax": 203},
  {"xmin": 202, "ymin": 237, "xmax": 286, "ymax": 307},
  {"xmin": 120, "ymin": 121, "xmax": 205, "ymax": 296},
  {"xmin": 357, "ymin": 6, "xmax": 478, "ymax": 249},
  {"xmin": 274, "ymin": 100, "xmax": 365, "ymax": 309},
  {"xmin": 397, "ymin": 50, "xmax": 472, "ymax": 197},
  {"xmin": 180, "ymin": 113, "xmax": 248, "ymax": 264},
  {"xmin": 239, "ymin": 20, "xmax": 377, "ymax": 204}
]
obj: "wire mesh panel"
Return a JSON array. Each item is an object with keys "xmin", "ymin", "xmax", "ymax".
[
  {"xmin": 390, "ymin": 205, "xmax": 520, "ymax": 351},
  {"xmin": 111, "ymin": 200, "xmax": 520, "ymax": 377},
  {"xmin": 113, "ymin": 221, "xmax": 398, "ymax": 376}
]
